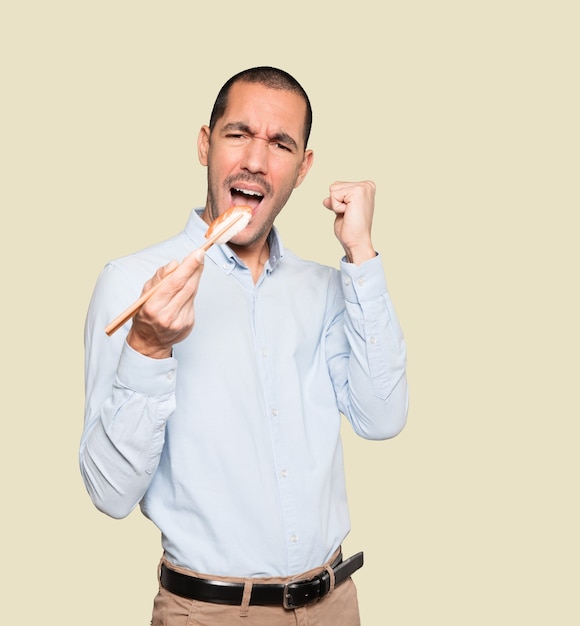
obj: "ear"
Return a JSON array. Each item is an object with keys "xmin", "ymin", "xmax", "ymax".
[
  {"xmin": 294, "ymin": 149, "xmax": 314, "ymax": 189},
  {"xmin": 197, "ymin": 125, "xmax": 211, "ymax": 166}
]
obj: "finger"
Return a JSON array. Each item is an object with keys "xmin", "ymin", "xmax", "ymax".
[
  {"xmin": 323, "ymin": 192, "xmax": 347, "ymax": 214},
  {"xmin": 162, "ymin": 248, "xmax": 204, "ymax": 286},
  {"xmin": 138, "ymin": 251, "xmax": 203, "ymax": 319},
  {"xmin": 323, "ymin": 198, "xmax": 345, "ymax": 213},
  {"xmin": 160, "ymin": 256, "xmax": 204, "ymax": 305},
  {"xmin": 140, "ymin": 259, "xmax": 179, "ymax": 294},
  {"xmin": 328, "ymin": 181, "xmax": 360, "ymax": 207},
  {"xmin": 183, "ymin": 247, "xmax": 206, "ymax": 266},
  {"xmin": 330, "ymin": 180, "xmax": 376, "ymax": 199}
]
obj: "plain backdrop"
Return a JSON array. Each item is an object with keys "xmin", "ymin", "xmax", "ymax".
[{"xmin": 2, "ymin": 1, "xmax": 578, "ymax": 624}]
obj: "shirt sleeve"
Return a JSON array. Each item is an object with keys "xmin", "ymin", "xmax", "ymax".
[
  {"xmin": 79, "ymin": 263, "xmax": 177, "ymax": 519},
  {"xmin": 326, "ymin": 253, "xmax": 409, "ymax": 440}
]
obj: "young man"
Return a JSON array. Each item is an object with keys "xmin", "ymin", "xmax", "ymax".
[{"xmin": 81, "ymin": 66, "xmax": 408, "ymax": 625}]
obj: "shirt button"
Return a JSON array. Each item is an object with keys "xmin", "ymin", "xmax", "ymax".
[
  {"xmin": 357, "ymin": 277, "xmax": 366, "ymax": 287},
  {"xmin": 272, "ymin": 408, "xmax": 279, "ymax": 417},
  {"xmin": 167, "ymin": 370, "xmax": 175, "ymax": 380},
  {"xmin": 369, "ymin": 336, "xmax": 377, "ymax": 345},
  {"xmin": 344, "ymin": 278, "xmax": 351, "ymax": 286},
  {"xmin": 280, "ymin": 469, "xmax": 288, "ymax": 478},
  {"xmin": 290, "ymin": 534, "xmax": 299, "ymax": 543}
]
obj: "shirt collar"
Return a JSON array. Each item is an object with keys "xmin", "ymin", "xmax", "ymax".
[{"xmin": 184, "ymin": 208, "xmax": 284, "ymax": 274}]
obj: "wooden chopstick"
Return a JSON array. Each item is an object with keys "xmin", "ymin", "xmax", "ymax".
[{"xmin": 104, "ymin": 213, "xmax": 245, "ymax": 336}]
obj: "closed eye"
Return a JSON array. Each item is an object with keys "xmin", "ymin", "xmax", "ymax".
[
  {"xmin": 271, "ymin": 141, "xmax": 292, "ymax": 152},
  {"xmin": 221, "ymin": 123, "xmax": 299, "ymax": 154},
  {"xmin": 225, "ymin": 133, "xmax": 248, "ymax": 141}
]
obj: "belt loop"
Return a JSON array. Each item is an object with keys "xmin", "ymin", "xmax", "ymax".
[
  {"xmin": 157, "ymin": 556, "xmax": 164, "ymax": 586},
  {"xmin": 239, "ymin": 580, "xmax": 253, "ymax": 617},
  {"xmin": 325, "ymin": 563, "xmax": 336, "ymax": 596}
]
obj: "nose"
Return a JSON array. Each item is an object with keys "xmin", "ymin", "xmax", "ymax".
[{"xmin": 240, "ymin": 137, "xmax": 269, "ymax": 174}]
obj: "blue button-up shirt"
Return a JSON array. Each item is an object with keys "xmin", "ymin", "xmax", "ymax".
[{"xmin": 81, "ymin": 208, "xmax": 408, "ymax": 577}]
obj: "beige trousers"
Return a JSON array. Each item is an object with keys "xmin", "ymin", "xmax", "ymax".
[{"xmin": 151, "ymin": 552, "xmax": 361, "ymax": 626}]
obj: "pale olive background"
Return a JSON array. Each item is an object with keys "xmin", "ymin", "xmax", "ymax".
[{"xmin": 2, "ymin": 1, "xmax": 578, "ymax": 624}]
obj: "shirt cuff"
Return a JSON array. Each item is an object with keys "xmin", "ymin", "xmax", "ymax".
[
  {"xmin": 339, "ymin": 253, "xmax": 388, "ymax": 303},
  {"xmin": 117, "ymin": 340, "xmax": 178, "ymax": 396}
]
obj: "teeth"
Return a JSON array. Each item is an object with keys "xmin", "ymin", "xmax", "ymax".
[{"xmin": 234, "ymin": 187, "xmax": 263, "ymax": 198}]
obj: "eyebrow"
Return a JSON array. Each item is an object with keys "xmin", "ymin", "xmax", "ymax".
[{"xmin": 221, "ymin": 122, "xmax": 299, "ymax": 151}]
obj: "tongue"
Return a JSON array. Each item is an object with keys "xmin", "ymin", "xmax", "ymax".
[{"xmin": 231, "ymin": 190, "xmax": 262, "ymax": 210}]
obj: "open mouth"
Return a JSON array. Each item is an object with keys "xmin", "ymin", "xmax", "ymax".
[{"xmin": 230, "ymin": 187, "xmax": 264, "ymax": 212}]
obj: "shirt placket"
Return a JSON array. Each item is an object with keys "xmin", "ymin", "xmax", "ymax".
[{"xmin": 253, "ymin": 285, "xmax": 303, "ymax": 573}]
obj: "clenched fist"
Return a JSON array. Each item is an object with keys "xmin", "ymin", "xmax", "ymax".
[{"xmin": 323, "ymin": 180, "xmax": 377, "ymax": 265}]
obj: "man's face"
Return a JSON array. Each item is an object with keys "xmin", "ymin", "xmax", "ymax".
[{"xmin": 198, "ymin": 81, "xmax": 313, "ymax": 248}]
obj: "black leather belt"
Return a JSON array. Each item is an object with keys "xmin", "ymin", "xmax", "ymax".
[{"xmin": 160, "ymin": 551, "xmax": 364, "ymax": 609}]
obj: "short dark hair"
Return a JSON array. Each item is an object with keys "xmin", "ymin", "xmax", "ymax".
[{"xmin": 209, "ymin": 66, "xmax": 313, "ymax": 149}]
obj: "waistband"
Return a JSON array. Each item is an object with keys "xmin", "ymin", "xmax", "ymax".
[{"xmin": 160, "ymin": 551, "xmax": 364, "ymax": 610}]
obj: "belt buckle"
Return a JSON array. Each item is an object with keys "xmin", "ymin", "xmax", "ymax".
[
  {"xmin": 282, "ymin": 581, "xmax": 296, "ymax": 610},
  {"xmin": 282, "ymin": 576, "xmax": 321, "ymax": 610}
]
